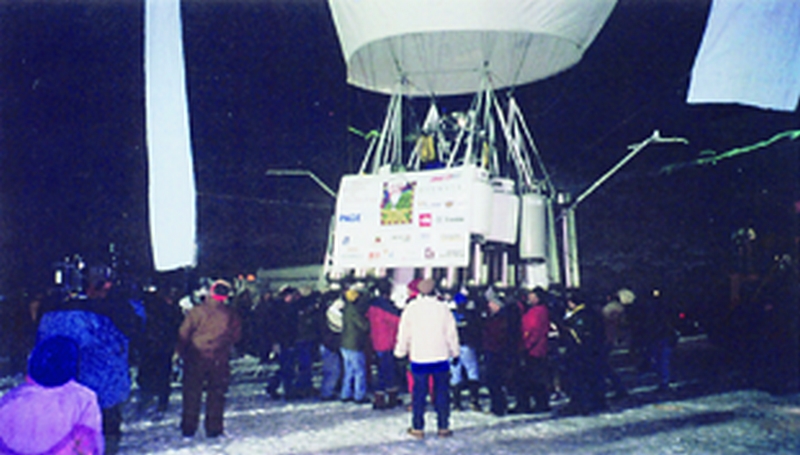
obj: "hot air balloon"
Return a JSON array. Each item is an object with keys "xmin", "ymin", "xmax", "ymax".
[{"xmin": 327, "ymin": 0, "xmax": 618, "ymax": 290}]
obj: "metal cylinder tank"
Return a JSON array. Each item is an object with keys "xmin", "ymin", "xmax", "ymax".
[
  {"xmin": 519, "ymin": 193, "xmax": 547, "ymax": 259},
  {"xmin": 469, "ymin": 242, "xmax": 484, "ymax": 286},
  {"xmin": 469, "ymin": 167, "xmax": 494, "ymax": 237},
  {"xmin": 488, "ymin": 178, "xmax": 520, "ymax": 244}
]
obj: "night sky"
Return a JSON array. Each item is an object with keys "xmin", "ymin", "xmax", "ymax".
[{"xmin": 1, "ymin": 0, "xmax": 797, "ymax": 295}]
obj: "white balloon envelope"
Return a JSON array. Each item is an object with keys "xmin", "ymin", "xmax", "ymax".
[{"xmin": 329, "ymin": 0, "xmax": 617, "ymax": 96}]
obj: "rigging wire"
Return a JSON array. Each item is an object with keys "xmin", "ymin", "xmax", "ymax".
[{"xmin": 197, "ymin": 192, "xmax": 333, "ymax": 210}]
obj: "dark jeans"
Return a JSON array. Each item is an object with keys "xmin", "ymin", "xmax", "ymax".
[
  {"xmin": 648, "ymin": 339, "xmax": 672, "ymax": 387},
  {"xmin": 294, "ymin": 340, "xmax": 314, "ymax": 392},
  {"xmin": 515, "ymin": 355, "xmax": 551, "ymax": 411},
  {"xmin": 484, "ymin": 351, "xmax": 510, "ymax": 415},
  {"xmin": 102, "ymin": 404, "xmax": 123, "ymax": 436},
  {"xmin": 181, "ymin": 350, "xmax": 230, "ymax": 436},
  {"xmin": 599, "ymin": 344, "xmax": 626, "ymax": 395},
  {"xmin": 137, "ymin": 349, "xmax": 173, "ymax": 410},
  {"xmin": 102, "ymin": 404, "xmax": 123, "ymax": 454},
  {"xmin": 267, "ymin": 341, "xmax": 315, "ymax": 398},
  {"xmin": 411, "ymin": 369, "xmax": 450, "ymax": 431},
  {"xmin": 375, "ymin": 350, "xmax": 397, "ymax": 392},
  {"xmin": 565, "ymin": 350, "xmax": 606, "ymax": 414},
  {"xmin": 268, "ymin": 345, "xmax": 297, "ymax": 397}
]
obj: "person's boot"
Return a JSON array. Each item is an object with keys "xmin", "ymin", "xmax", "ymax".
[
  {"xmin": 468, "ymin": 380, "xmax": 482, "ymax": 411},
  {"xmin": 451, "ymin": 383, "xmax": 464, "ymax": 411},
  {"xmin": 386, "ymin": 387, "xmax": 401, "ymax": 408},
  {"xmin": 372, "ymin": 391, "xmax": 387, "ymax": 410}
]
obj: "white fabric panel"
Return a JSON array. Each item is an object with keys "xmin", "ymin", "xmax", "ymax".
[
  {"xmin": 329, "ymin": 0, "xmax": 617, "ymax": 96},
  {"xmin": 145, "ymin": 0, "xmax": 197, "ymax": 271},
  {"xmin": 687, "ymin": 0, "xmax": 800, "ymax": 112}
]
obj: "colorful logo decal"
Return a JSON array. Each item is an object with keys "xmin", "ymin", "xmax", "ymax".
[
  {"xmin": 338, "ymin": 213, "xmax": 361, "ymax": 222},
  {"xmin": 419, "ymin": 213, "xmax": 432, "ymax": 227},
  {"xmin": 380, "ymin": 180, "xmax": 416, "ymax": 225}
]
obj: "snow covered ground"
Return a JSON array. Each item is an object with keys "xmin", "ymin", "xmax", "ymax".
[
  {"xmin": 2, "ymin": 338, "xmax": 799, "ymax": 455},
  {"xmin": 107, "ymin": 354, "xmax": 800, "ymax": 455}
]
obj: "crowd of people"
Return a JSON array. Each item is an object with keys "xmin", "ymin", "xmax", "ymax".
[
  {"xmin": 0, "ymin": 268, "xmax": 682, "ymax": 452},
  {"xmin": 230, "ymin": 277, "xmax": 680, "ymax": 431}
]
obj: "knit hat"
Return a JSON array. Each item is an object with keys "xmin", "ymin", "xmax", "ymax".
[
  {"xmin": 345, "ymin": 288, "xmax": 360, "ymax": 302},
  {"xmin": 28, "ymin": 336, "xmax": 79, "ymax": 387},
  {"xmin": 407, "ymin": 278, "xmax": 421, "ymax": 299},
  {"xmin": 210, "ymin": 279, "xmax": 232, "ymax": 302},
  {"xmin": 417, "ymin": 278, "xmax": 435, "ymax": 296},
  {"xmin": 484, "ymin": 286, "xmax": 505, "ymax": 307},
  {"xmin": 617, "ymin": 288, "xmax": 636, "ymax": 305},
  {"xmin": 298, "ymin": 286, "xmax": 313, "ymax": 297}
]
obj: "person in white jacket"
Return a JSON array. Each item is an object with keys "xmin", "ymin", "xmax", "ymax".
[{"xmin": 394, "ymin": 278, "xmax": 460, "ymax": 439}]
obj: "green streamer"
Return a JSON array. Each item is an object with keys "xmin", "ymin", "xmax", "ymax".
[
  {"xmin": 660, "ymin": 129, "xmax": 800, "ymax": 174},
  {"xmin": 348, "ymin": 126, "xmax": 379, "ymax": 140}
]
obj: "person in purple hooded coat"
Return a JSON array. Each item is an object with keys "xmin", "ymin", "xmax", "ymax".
[{"xmin": 0, "ymin": 336, "xmax": 104, "ymax": 455}]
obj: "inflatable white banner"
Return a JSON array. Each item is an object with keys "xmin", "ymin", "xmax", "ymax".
[
  {"xmin": 145, "ymin": 0, "xmax": 197, "ymax": 271},
  {"xmin": 687, "ymin": 0, "xmax": 800, "ymax": 112}
]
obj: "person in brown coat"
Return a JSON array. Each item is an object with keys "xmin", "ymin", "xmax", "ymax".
[{"xmin": 177, "ymin": 279, "xmax": 242, "ymax": 438}]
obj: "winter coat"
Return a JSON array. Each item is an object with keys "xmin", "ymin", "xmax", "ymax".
[
  {"xmin": 340, "ymin": 297, "xmax": 370, "ymax": 351},
  {"xmin": 601, "ymin": 300, "xmax": 626, "ymax": 346},
  {"xmin": 394, "ymin": 295, "xmax": 460, "ymax": 364},
  {"xmin": 253, "ymin": 295, "xmax": 276, "ymax": 354},
  {"xmin": 178, "ymin": 301, "xmax": 242, "ymax": 361},
  {"xmin": 296, "ymin": 293, "xmax": 323, "ymax": 344},
  {"xmin": 563, "ymin": 304, "xmax": 604, "ymax": 358},
  {"xmin": 481, "ymin": 298, "xmax": 521, "ymax": 354},
  {"xmin": 452, "ymin": 295, "xmax": 483, "ymax": 347},
  {"xmin": 366, "ymin": 296, "xmax": 401, "ymax": 352},
  {"xmin": 268, "ymin": 298, "xmax": 299, "ymax": 347},
  {"xmin": 319, "ymin": 294, "xmax": 343, "ymax": 351},
  {"xmin": 37, "ymin": 306, "xmax": 131, "ymax": 410},
  {"xmin": 0, "ymin": 379, "xmax": 103, "ymax": 455},
  {"xmin": 142, "ymin": 292, "xmax": 182, "ymax": 357},
  {"xmin": 520, "ymin": 303, "xmax": 549, "ymax": 358}
]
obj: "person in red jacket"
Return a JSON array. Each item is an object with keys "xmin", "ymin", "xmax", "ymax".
[
  {"xmin": 512, "ymin": 287, "xmax": 551, "ymax": 413},
  {"xmin": 365, "ymin": 279, "xmax": 402, "ymax": 409}
]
